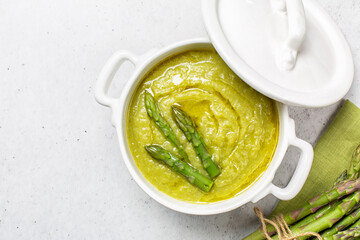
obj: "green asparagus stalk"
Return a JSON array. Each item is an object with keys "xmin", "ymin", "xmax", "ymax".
[
  {"xmin": 144, "ymin": 145, "xmax": 214, "ymax": 192},
  {"xmin": 332, "ymin": 145, "xmax": 360, "ymax": 188},
  {"xmin": 348, "ymin": 144, "xmax": 360, "ymax": 180},
  {"xmin": 244, "ymin": 178, "xmax": 360, "ymax": 240},
  {"xmin": 349, "ymin": 217, "xmax": 360, "ymax": 228},
  {"xmin": 334, "ymin": 170, "xmax": 349, "ymax": 187},
  {"xmin": 322, "ymin": 207, "xmax": 360, "ymax": 238},
  {"xmin": 171, "ymin": 106, "xmax": 221, "ymax": 178},
  {"xmin": 144, "ymin": 91, "xmax": 189, "ymax": 162},
  {"xmin": 272, "ymin": 191, "xmax": 360, "ymax": 240},
  {"xmin": 324, "ymin": 226, "xmax": 360, "ymax": 240},
  {"xmin": 291, "ymin": 201, "xmax": 340, "ymax": 230}
]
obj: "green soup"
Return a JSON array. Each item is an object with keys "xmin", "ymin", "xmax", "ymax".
[{"xmin": 127, "ymin": 50, "xmax": 278, "ymax": 203}]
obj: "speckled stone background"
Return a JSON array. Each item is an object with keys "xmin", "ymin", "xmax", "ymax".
[{"xmin": 0, "ymin": 0, "xmax": 359, "ymax": 239}]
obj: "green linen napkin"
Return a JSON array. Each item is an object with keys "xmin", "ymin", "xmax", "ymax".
[{"xmin": 272, "ymin": 100, "xmax": 360, "ymax": 215}]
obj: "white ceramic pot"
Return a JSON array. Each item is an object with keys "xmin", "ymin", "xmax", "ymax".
[{"xmin": 95, "ymin": 38, "xmax": 313, "ymax": 215}]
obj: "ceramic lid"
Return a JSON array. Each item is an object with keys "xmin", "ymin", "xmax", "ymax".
[{"xmin": 202, "ymin": 0, "xmax": 354, "ymax": 107}]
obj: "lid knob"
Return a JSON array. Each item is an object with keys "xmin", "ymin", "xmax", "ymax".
[{"xmin": 277, "ymin": 0, "xmax": 306, "ymax": 71}]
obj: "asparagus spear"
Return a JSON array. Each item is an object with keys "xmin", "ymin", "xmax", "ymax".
[
  {"xmin": 244, "ymin": 178, "xmax": 360, "ymax": 240},
  {"xmin": 272, "ymin": 191, "xmax": 360, "ymax": 240},
  {"xmin": 348, "ymin": 144, "xmax": 360, "ymax": 180},
  {"xmin": 171, "ymin": 106, "xmax": 221, "ymax": 178},
  {"xmin": 322, "ymin": 208, "xmax": 360, "ymax": 238},
  {"xmin": 349, "ymin": 217, "xmax": 360, "ymax": 228},
  {"xmin": 334, "ymin": 170, "xmax": 349, "ymax": 187},
  {"xmin": 291, "ymin": 201, "xmax": 340, "ymax": 230},
  {"xmin": 340, "ymin": 217, "xmax": 360, "ymax": 235},
  {"xmin": 325, "ymin": 226, "xmax": 360, "ymax": 240},
  {"xmin": 144, "ymin": 145, "xmax": 214, "ymax": 192},
  {"xmin": 144, "ymin": 91, "xmax": 189, "ymax": 162}
]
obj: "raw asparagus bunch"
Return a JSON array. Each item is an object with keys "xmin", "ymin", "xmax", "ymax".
[
  {"xmin": 244, "ymin": 143, "xmax": 360, "ymax": 240},
  {"xmin": 144, "ymin": 91, "xmax": 189, "ymax": 162},
  {"xmin": 272, "ymin": 191, "xmax": 360, "ymax": 240},
  {"xmin": 144, "ymin": 145, "xmax": 214, "ymax": 192},
  {"xmin": 171, "ymin": 106, "xmax": 221, "ymax": 178},
  {"xmin": 244, "ymin": 179, "xmax": 360, "ymax": 240}
]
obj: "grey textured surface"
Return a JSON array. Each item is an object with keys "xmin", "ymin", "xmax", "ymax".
[{"xmin": 0, "ymin": 0, "xmax": 359, "ymax": 239}]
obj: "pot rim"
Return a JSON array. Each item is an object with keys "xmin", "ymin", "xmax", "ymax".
[{"xmin": 95, "ymin": 38, "xmax": 313, "ymax": 215}]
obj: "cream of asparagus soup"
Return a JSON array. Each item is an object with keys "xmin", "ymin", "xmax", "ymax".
[{"xmin": 127, "ymin": 50, "xmax": 278, "ymax": 203}]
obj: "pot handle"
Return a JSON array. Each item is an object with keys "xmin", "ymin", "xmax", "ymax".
[
  {"xmin": 270, "ymin": 136, "xmax": 313, "ymax": 200},
  {"xmin": 252, "ymin": 126, "xmax": 313, "ymax": 202},
  {"xmin": 95, "ymin": 50, "xmax": 139, "ymax": 108}
]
